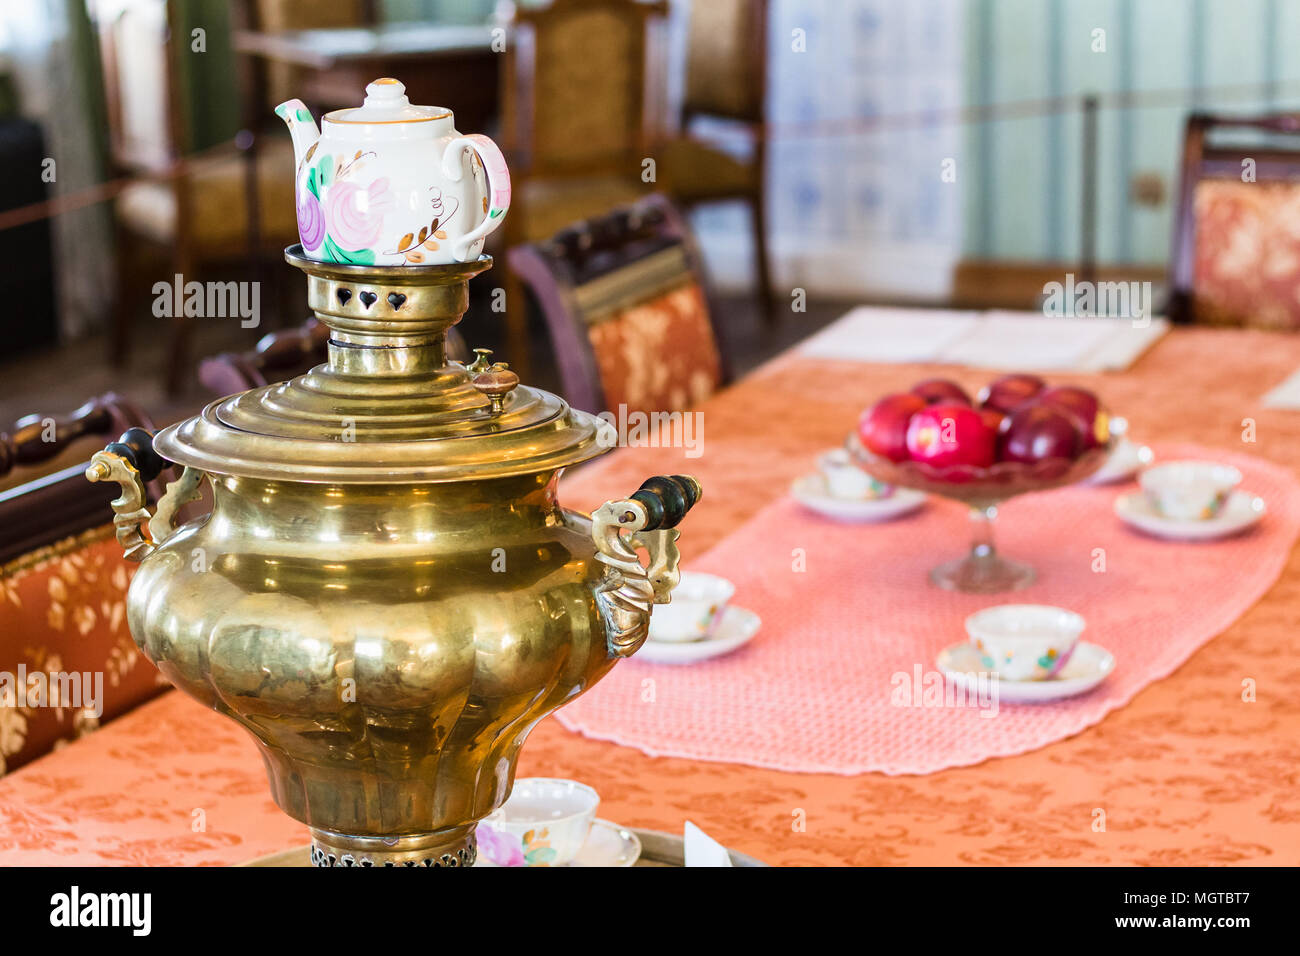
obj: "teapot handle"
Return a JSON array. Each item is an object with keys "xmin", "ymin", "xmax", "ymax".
[
  {"xmin": 85, "ymin": 428, "xmax": 205, "ymax": 562},
  {"xmin": 591, "ymin": 475, "xmax": 702, "ymax": 658},
  {"xmin": 441, "ymin": 133, "xmax": 512, "ymax": 262}
]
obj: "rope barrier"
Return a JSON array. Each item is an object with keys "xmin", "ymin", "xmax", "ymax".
[{"xmin": 2, "ymin": 76, "xmax": 1299, "ymax": 233}]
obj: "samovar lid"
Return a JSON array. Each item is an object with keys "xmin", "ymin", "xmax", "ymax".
[{"xmin": 154, "ymin": 250, "xmax": 611, "ymax": 483}]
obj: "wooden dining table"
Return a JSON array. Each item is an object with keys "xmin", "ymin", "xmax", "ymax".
[{"xmin": 2, "ymin": 322, "xmax": 1299, "ymax": 865}]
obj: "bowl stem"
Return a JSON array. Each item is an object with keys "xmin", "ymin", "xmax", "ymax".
[{"xmin": 929, "ymin": 504, "xmax": 1036, "ymax": 593}]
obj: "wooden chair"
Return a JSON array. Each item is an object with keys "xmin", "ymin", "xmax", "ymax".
[
  {"xmin": 507, "ymin": 194, "xmax": 728, "ymax": 415},
  {"xmin": 198, "ymin": 317, "xmax": 470, "ymax": 394},
  {"xmin": 0, "ymin": 395, "xmax": 173, "ymax": 777},
  {"xmin": 655, "ymin": 0, "xmax": 772, "ymax": 319},
  {"xmin": 0, "ymin": 394, "xmax": 173, "ymax": 562},
  {"xmin": 498, "ymin": 0, "xmax": 670, "ymax": 378},
  {"xmin": 1168, "ymin": 112, "xmax": 1300, "ymax": 329},
  {"xmin": 93, "ymin": 0, "xmax": 299, "ymax": 394}
]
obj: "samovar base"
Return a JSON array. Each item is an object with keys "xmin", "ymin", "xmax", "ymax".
[{"xmin": 308, "ymin": 826, "xmax": 477, "ymax": 868}]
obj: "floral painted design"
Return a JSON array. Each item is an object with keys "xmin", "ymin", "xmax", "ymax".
[
  {"xmin": 323, "ymin": 178, "xmax": 393, "ymax": 255},
  {"xmin": 384, "ymin": 189, "xmax": 457, "ymax": 264},
  {"xmin": 296, "ymin": 192, "xmax": 324, "ymax": 252},
  {"xmin": 477, "ymin": 824, "xmax": 556, "ymax": 866},
  {"xmin": 476, "ymin": 825, "xmax": 524, "ymax": 866}
]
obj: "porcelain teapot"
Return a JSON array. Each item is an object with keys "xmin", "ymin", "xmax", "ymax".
[{"xmin": 276, "ymin": 78, "xmax": 511, "ymax": 266}]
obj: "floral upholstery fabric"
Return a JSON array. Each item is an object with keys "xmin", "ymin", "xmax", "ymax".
[
  {"xmin": 1192, "ymin": 178, "xmax": 1300, "ymax": 330},
  {"xmin": 587, "ymin": 281, "xmax": 722, "ymax": 413},
  {"xmin": 0, "ymin": 529, "xmax": 167, "ymax": 777}
]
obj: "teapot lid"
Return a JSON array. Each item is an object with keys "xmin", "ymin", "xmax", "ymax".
[
  {"xmin": 153, "ymin": 250, "xmax": 611, "ymax": 484},
  {"xmin": 324, "ymin": 78, "xmax": 450, "ymax": 126}
]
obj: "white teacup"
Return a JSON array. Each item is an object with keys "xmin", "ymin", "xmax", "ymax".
[
  {"xmin": 818, "ymin": 448, "xmax": 889, "ymax": 500},
  {"xmin": 1140, "ymin": 460, "xmax": 1241, "ymax": 521},
  {"xmin": 477, "ymin": 778, "xmax": 598, "ymax": 867},
  {"xmin": 965, "ymin": 604, "xmax": 1085, "ymax": 682},
  {"xmin": 648, "ymin": 571, "xmax": 735, "ymax": 643}
]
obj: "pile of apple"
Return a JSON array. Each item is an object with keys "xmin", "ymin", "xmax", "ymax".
[{"xmin": 858, "ymin": 374, "xmax": 1109, "ymax": 470}]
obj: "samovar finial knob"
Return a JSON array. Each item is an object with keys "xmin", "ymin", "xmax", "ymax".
[{"xmin": 472, "ymin": 362, "xmax": 520, "ymax": 416}]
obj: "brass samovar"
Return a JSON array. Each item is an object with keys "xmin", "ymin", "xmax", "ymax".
[{"xmin": 86, "ymin": 248, "xmax": 700, "ymax": 866}]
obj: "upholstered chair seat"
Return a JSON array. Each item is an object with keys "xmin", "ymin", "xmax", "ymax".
[
  {"xmin": 115, "ymin": 137, "xmax": 298, "ymax": 247},
  {"xmin": 655, "ymin": 137, "xmax": 759, "ymax": 202}
]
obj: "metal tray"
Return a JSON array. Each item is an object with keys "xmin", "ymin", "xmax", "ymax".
[{"xmin": 241, "ymin": 828, "xmax": 766, "ymax": 867}]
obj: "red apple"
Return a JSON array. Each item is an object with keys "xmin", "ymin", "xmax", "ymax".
[
  {"xmin": 978, "ymin": 407, "xmax": 1009, "ymax": 436},
  {"xmin": 1038, "ymin": 385, "xmax": 1109, "ymax": 450},
  {"xmin": 858, "ymin": 393, "xmax": 926, "ymax": 462},
  {"xmin": 977, "ymin": 373, "xmax": 1046, "ymax": 414},
  {"xmin": 905, "ymin": 403, "xmax": 996, "ymax": 468},
  {"xmin": 1001, "ymin": 404, "xmax": 1082, "ymax": 463},
  {"xmin": 910, "ymin": 378, "xmax": 971, "ymax": 406}
]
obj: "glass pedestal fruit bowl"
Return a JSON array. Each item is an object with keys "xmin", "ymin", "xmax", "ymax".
[{"xmin": 846, "ymin": 431, "xmax": 1116, "ymax": 593}]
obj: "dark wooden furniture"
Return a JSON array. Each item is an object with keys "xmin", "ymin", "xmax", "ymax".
[
  {"xmin": 198, "ymin": 318, "xmax": 470, "ymax": 394},
  {"xmin": 656, "ymin": 0, "xmax": 771, "ymax": 318},
  {"xmin": 1168, "ymin": 111, "xmax": 1300, "ymax": 326},
  {"xmin": 507, "ymin": 193, "xmax": 728, "ymax": 414},
  {"xmin": 0, "ymin": 118, "xmax": 58, "ymax": 353},
  {"xmin": 498, "ymin": 0, "xmax": 670, "ymax": 378},
  {"xmin": 231, "ymin": 18, "xmax": 499, "ymax": 133},
  {"xmin": 92, "ymin": 0, "xmax": 298, "ymax": 394},
  {"xmin": 0, "ymin": 394, "xmax": 168, "ymax": 565}
]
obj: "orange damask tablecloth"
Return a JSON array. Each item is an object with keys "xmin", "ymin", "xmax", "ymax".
[{"xmin": 3, "ymin": 326, "xmax": 1300, "ymax": 866}]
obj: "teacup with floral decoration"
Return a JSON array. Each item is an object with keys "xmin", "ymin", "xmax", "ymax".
[
  {"xmin": 276, "ymin": 77, "xmax": 511, "ymax": 266},
  {"xmin": 965, "ymin": 604, "xmax": 1085, "ymax": 682},
  {"xmin": 1139, "ymin": 460, "xmax": 1241, "ymax": 521},
  {"xmin": 477, "ymin": 778, "xmax": 599, "ymax": 867}
]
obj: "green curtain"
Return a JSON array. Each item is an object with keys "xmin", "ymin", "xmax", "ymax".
[{"xmin": 172, "ymin": 0, "xmax": 240, "ymax": 151}]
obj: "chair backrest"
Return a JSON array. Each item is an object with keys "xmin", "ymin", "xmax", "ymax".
[
  {"xmin": 0, "ymin": 394, "xmax": 165, "ymax": 565},
  {"xmin": 0, "ymin": 395, "xmax": 175, "ymax": 777},
  {"xmin": 508, "ymin": 193, "xmax": 727, "ymax": 414},
  {"xmin": 1168, "ymin": 112, "xmax": 1300, "ymax": 329},
  {"xmin": 503, "ymin": 0, "xmax": 668, "ymax": 178},
  {"xmin": 88, "ymin": 0, "xmax": 185, "ymax": 175},
  {"xmin": 198, "ymin": 317, "xmax": 471, "ymax": 394},
  {"xmin": 682, "ymin": 0, "xmax": 767, "ymax": 124}
]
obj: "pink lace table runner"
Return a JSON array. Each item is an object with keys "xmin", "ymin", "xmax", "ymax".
[{"xmin": 556, "ymin": 444, "xmax": 1300, "ymax": 775}]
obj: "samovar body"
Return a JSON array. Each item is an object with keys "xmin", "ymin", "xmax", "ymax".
[{"xmin": 88, "ymin": 250, "xmax": 700, "ymax": 866}]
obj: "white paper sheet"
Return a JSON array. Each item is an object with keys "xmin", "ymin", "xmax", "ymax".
[
  {"xmin": 683, "ymin": 821, "xmax": 733, "ymax": 867},
  {"xmin": 1262, "ymin": 367, "xmax": 1300, "ymax": 408},
  {"xmin": 798, "ymin": 307, "xmax": 980, "ymax": 364},
  {"xmin": 800, "ymin": 307, "xmax": 1170, "ymax": 373}
]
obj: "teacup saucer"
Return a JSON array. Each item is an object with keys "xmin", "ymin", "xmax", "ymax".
[
  {"xmin": 1085, "ymin": 436, "xmax": 1154, "ymax": 485},
  {"xmin": 937, "ymin": 641, "xmax": 1115, "ymax": 702},
  {"xmin": 569, "ymin": 820, "xmax": 641, "ymax": 867},
  {"xmin": 475, "ymin": 819, "xmax": 641, "ymax": 867},
  {"xmin": 790, "ymin": 474, "xmax": 926, "ymax": 522},
  {"xmin": 1114, "ymin": 489, "xmax": 1265, "ymax": 540},
  {"xmin": 637, "ymin": 606, "xmax": 760, "ymax": 664}
]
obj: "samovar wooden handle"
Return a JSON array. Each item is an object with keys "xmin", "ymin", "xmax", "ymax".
[
  {"xmin": 591, "ymin": 475, "xmax": 702, "ymax": 658},
  {"xmin": 86, "ymin": 428, "xmax": 205, "ymax": 562}
]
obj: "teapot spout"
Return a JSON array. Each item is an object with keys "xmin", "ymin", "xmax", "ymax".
[{"xmin": 274, "ymin": 98, "xmax": 320, "ymax": 170}]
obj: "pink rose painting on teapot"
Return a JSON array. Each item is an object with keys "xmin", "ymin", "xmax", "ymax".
[{"xmin": 276, "ymin": 78, "xmax": 511, "ymax": 267}]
